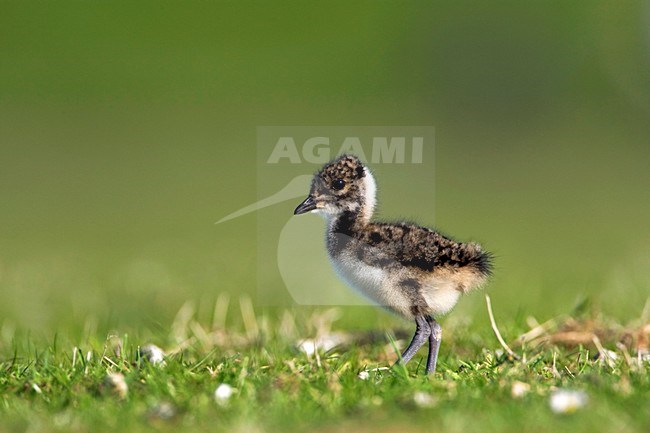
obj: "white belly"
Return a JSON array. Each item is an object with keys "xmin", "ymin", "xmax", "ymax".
[
  {"xmin": 331, "ymin": 251, "xmax": 384, "ymax": 299},
  {"xmin": 329, "ymin": 250, "xmax": 464, "ymax": 318},
  {"xmin": 421, "ymin": 279, "xmax": 461, "ymax": 316},
  {"xmin": 329, "ymin": 251, "xmax": 414, "ymax": 317}
]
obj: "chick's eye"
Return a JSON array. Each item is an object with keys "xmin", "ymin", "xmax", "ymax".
[{"xmin": 332, "ymin": 179, "xmax": 346, "ymax": 191}]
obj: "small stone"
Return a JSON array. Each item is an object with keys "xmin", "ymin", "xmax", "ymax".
[
  {"xmin": 511, "ymin": 381, "xmax": 530, "ymax": 399},
  {"xmin": 413, "ymin": 391, "xmax": 437, "ymax": 408},
  {"xmin": 214, "ymin": 383, "xmax": 235, "ymax": 406},
  {"xmin": 138, "ymin": 344, "xmax": 166, "ymax": 365},
  {"xmin": 148, "ymin": 401, "xmax": 176, "ymax": 420},
  {"xmin": 296, "ymin": 333, "xmax": 348, "ymax": 356},
  {"xmin": 549, "ymin": 390, "xmax": 588, "ymax": 414},
  {"xmin": 357, "ymin": 370, "xmax": 370, "ymax": 380},
  {"xmin": 298, "ymin": 340, "xmax": 317, "ymax": 356},
  {"xmin": 105, "ymin": 372, "xmax": 128, "ymax": 399},
  {"xmin": 596, "ymin": 349, "xmax": 618, "ymax": 367}
]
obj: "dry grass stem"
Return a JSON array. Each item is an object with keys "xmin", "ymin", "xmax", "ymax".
[{"xmin": 485, "ymin": 294, "xmax": 519, "ymax": 360}]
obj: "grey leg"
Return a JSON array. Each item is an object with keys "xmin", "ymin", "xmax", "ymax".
[
  {"xmin": 425, "ymin": 316, "xmax": 442, "ymax": 374},
  {"xmin": 399, "ymin": 315, "xmax": 431, "ymax": 365}
]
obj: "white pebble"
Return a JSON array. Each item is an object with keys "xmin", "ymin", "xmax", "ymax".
[
  {"xmin": 138, "ymin": 344, "xmax": 166, "ymax": 366},
  {"xmin": 149, "ymin": 401, "xmax": 176, "ymax": 420},
  {"xmin": 357, "ymin": 370, "xmax": 370, "ymax": 380},
  {"xmin": 105, "ymin": 372, "xmax": 128, "ymax": 399},
  {"xmin": 317, "ymin": 333, "xmax": 346, "ymax": 352},
  {"xmin": 297, "ymin": 333, "xmax": 348, "ymax": 356},
  {"xmin": 413, "ymin": 391, "xmax": 437, "ymax": 408},
  {"xmin": 549, "ymin": 389, "xmax": 588, "ymax": 414},
  {"xmin": 596, "ymin": 349, "xmax": 618, "ymax": 367},
  {"xmin": 214, "ymin": 383, "xmax": 235, "ymax": 405},
  {"xmin": 511, "ymin": 381, "xmax": 530, "ymax": 399},
  {"xmin": 298, "ymin": 340, "xmax": 317, "ymax": 356}
]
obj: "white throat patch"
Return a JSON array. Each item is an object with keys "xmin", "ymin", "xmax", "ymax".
[{"xmin": 362, "ymin": 166, "xmax": 377, "ymax": 221}]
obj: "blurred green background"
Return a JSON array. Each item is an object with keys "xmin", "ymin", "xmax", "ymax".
[{"xmin": 1, "ymin": 1, "xmax": 649, "ymax": 339}]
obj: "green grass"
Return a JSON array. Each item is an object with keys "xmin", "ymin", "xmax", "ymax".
[
  {"xmin": 2, "ymin": 1, "xmax": 650, "ymax": 432},
  {"xmin": 2, "ymin": 300, "xmax": 649, "ymax": 433}
]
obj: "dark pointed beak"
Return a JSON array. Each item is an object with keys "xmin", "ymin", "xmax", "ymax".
[{"xmin": 294, "ymin": 196, "xmax": 317, "ymax": 215}]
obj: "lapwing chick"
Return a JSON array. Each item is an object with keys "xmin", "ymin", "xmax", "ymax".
[{"xmin": 293, "ymin": 154, "xmax": 492, "ymax": 374}]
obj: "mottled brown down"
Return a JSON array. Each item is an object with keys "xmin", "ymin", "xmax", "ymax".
[{"xmin": 294, "ymin": 154, "xmax": 492, "ymax": 374}]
